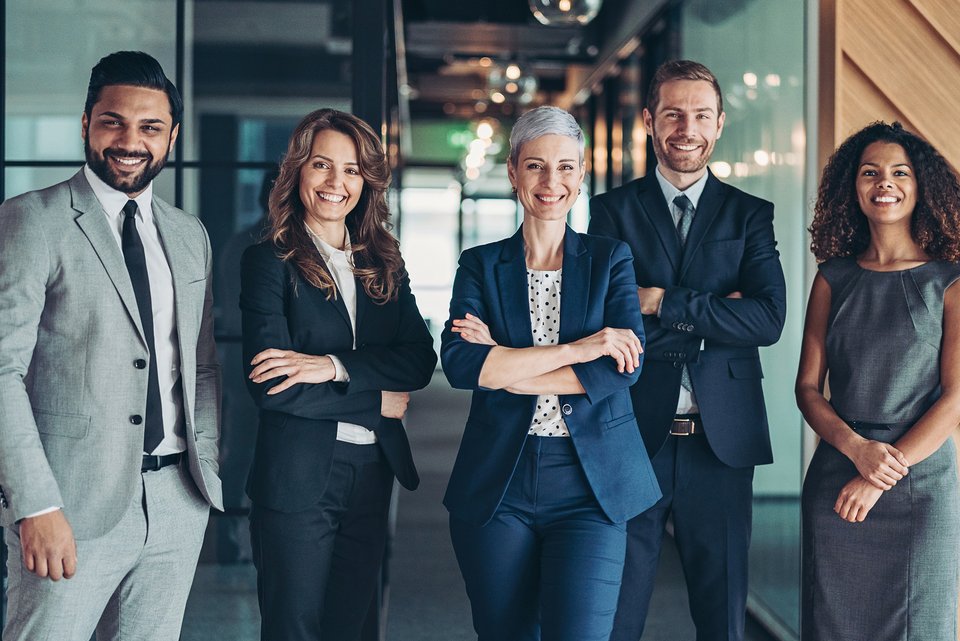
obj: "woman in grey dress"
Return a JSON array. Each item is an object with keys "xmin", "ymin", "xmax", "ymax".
[{"xmin": 797, "ymin": 121, "xmax": 960, "ymax": 640}]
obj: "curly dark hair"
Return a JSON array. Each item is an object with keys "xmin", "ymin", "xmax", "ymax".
[
  {"xmin": 269, "ymin": 108, "xmax": 404, "ymax": 303},
  {"xmin": 810, "ymin": 121, "xmax": 960, "ymax": 262}
]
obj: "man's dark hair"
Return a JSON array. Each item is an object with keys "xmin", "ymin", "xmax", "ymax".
[
  {"xmin": 646, "ymin": 59, "xmax": 723, "ymax": 117},
  {"xmin": 84, "ymin": 51, "xmax": 183, "ymax": 127}
]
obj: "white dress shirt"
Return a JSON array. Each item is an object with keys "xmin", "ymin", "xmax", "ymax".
[
  {"xmin": 84, "ymin": 165, "xmax": 186, "ymax": 455},
  {"xmin": 654, "ymin": 166, "xmax": 710, "ymax": 415},
  {"xmin": 307, "ymin": 227, "xmax": 377, "ymax": 445}
]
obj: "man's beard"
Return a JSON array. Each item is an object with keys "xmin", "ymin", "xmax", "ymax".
[
  {"xmin": 85, "ymin": 140, "xmax": 169, "ymax": 195},
  {"xmin": 652, "ymin": 128, "xmax": 714, "ymax": 176}
]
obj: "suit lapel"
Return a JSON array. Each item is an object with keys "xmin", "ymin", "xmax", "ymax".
[
  {"xmin": 153, "ymin": 199, "xmax": 201, "ymax": 346},
  {"xmin": 635, "ymin": 174, "xmax": 682, "ymax": 272},
  {"xmin": 69, "ymin": 171, "xmax": 146, "ymax": 345},
  {"xmin": 558, "ymin": 227, "xmax": 588, "ymax": 345},
  {"xmin": 353, "ymin": 280, "xmax": 371, "ymax": 342},
  {"xmin": 495, "ymin": 228, "xmax": 534, "ymax": 348},
  {"xmin": 679, "ymin": 172, "xmax": 725, "ymax": 280}
]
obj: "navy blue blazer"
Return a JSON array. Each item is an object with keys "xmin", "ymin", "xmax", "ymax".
[
  {"xmin": 589, "ymin": 170, "xmax": 787, "ymax": 468},
  {"xmin": 240, "ymin": 241, "xmax": 437, "ymax": 512},
  {"xmin": 441, "ymin": 226, "xmax": 661, "ymax": 527}
]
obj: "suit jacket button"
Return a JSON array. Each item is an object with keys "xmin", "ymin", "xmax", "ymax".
[
  {"xmin": 134, "ymin": 359, "xmax": 147, "ymax": 369},
  {"xmin": 673, "ymin": 361, "xmax": 682, "ymax": 369},
  {"xmin": 678, "ymin": 352, "xmax": 687, "ymax": 359},
  {"xmin": 130, "ymin": 415, "xmax": 143, "ymax": 425},
  {"xmin": 687, "ymin": 325, "xmax": 695, "ymax": 332},
  {"xmin": 561, "ymin": 403, "xmax": 573, "ymax": 416}
]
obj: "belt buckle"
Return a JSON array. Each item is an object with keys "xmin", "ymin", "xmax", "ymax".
[{"xmin": 670, "ymin": 418, "xmax": 696, "ymax": 436}]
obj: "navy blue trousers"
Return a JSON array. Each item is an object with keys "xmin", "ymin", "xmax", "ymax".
[
  {"xmin": 250, "ymin": 441, "xmax": 394, "ymax": 641},
  {"xmin": 450, "ymin": 436, "xmax": 627, "ymax": 641},
  {"xmin": 611, "ymin": 433, "xmax": 754, "ymax": 641}
]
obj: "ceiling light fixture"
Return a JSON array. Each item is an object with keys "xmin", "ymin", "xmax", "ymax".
[{"xmin": 528, "ymin": 0, "xmax": 603, "ymax": 26}]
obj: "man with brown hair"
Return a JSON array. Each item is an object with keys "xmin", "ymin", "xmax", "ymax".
[{"xmin": 589, "ymin": 59, "xmax": 786, "ymax": 640}]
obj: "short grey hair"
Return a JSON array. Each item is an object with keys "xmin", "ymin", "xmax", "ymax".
[{"xmin": 509, "ymin": 106, "xmax": 585, "ymax": 167}]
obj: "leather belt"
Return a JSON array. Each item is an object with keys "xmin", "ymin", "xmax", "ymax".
[
  {"xmin": 670, "ymin": 415, "xmax": 703, "ymax": 436},
  {"xmin": 142, "ymin": 452, "xmax": 183, "ymax": 472}
]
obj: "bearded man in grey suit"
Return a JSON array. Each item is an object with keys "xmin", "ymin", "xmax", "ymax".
[{"xmin": 0, "ymin": 51, "xmax": 222, "ymax": 641}]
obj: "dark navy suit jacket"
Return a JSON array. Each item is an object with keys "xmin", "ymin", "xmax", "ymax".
[
  {"xmin": 441, "ymin": 226, "xmax": 661, "ymax": 526},
  {"xmin": 240, "ymin": 241, "xmax": 437, "ymax": 512},
  {"xmin": 589, "ymin": 171, "xmax": 787, "ymax": 468}
]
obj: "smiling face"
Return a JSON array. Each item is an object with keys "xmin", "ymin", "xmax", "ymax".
[
  {"xmin": 298, "ymin": 128, "xmax": 364, "ymax": 245},
  {"xmin": 82, "ymin": 84, "xmax": 179, "ymax": 197},
  {"xmin": 855, "ymin": 141, "xmax": 917, "ymax": 230},
  {"xmin": 643, "ymin": 79, "xmax": 724, "ymax": 189},
  {"xmin": 508, "ymin": 134, "xmax": 585, "ymax": 223}
]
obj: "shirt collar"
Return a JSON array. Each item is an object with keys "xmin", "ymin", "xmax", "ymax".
[
  {"xmin": 83, "ymin": 164, "xmax": 154, "ymax": 222},
  {"xmin": 654, "ymin": 165, "xmax": 710, "ymax": 210},
  {"xmin": 306, "ymin": 224, "xmax": 352, "ymax": 262}
]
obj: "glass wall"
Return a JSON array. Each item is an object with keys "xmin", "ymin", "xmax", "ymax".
[{"xmin": 681, "ymin": 0, "xmax": 807, "ymax": 636}]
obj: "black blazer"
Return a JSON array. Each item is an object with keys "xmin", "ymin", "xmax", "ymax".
[
  {"xmin": 589, "ymin": 170, "xmax": 787, "ymax": 468},
  {"xmin": 240, "ymin": 241, "xmax": 437, "ymax": 512}
]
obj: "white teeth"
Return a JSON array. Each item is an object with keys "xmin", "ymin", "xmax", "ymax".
[
  {"xmin": 114, "ymin": 157, "xmax": 144, "ymax": 166},
  {"xmin": 873, "ymin": 196, "xmax": 898, "ymax": 203},
  {"xmin": 537, "ymin": 195, "xmax": 563, "ymax": 203},
  {"xmin": 673, "ymin": 144, "xmax": 698, "ymax": 151},
  {"xmin": 318, "ymin": 192, "xmax": 346, "ymax": 203}
]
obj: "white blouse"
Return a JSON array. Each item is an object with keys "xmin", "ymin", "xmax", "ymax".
[{"xmin": 526, "ymin": 269, "xmax": 570, "ymax": 437}]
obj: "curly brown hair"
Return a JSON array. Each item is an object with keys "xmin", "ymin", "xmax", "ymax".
[
  {"xmin": 268, "ymin": 108, "xmax": 404, "ymax": 303},
  {"xmin": 810, "ymin": 121, "xmax": 960, "ymax": 262}
]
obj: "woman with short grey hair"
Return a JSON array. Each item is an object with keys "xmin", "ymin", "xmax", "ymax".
[{"xmin": 441, "ymin": 105, "xmax": 659, "ymax": 640}]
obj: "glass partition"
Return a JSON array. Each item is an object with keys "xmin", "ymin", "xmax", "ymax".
[{"xmin": 682, "ymin": 0, "xmax": 807, "ymax": 636}]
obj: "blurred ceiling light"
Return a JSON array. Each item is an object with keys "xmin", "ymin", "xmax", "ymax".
[
  {"xmin": 465, "ymin": 153, "xmax": 485, "ymax": 169},
  {"xmin": 490, "ymin": 92, "xmax": 506, "ymax": 104},
  {"xmin": 479, "ymin": 57, "xmax": 493, "ymax": 67},
  {"xmin": 476, "ymin": 122, "xmax": 494, "ymax": 139},
  {"xmin": 528, "ymin": 0, "xmax": 603, "ymax": 25},
  {"xmin": 505, "ymin": 64, "xmax": 522, "ymax": 80},
  {"xmin": 465, "ymin": 167, "xmax": 481, "ymax": 181},
  {"xmin": 742, "ymin": 72, "xmax": 758, "ymax": 87},
  {"xmin": 505, "ymin": 81, "xmax": 519, "ymax": 93},
  {"xmin": 710, "ymin": 161, "xmax": 732, "ymax": 179},
  {"xmin": 764, "ymin": 74, "xmax": 781, "ymax": 87},
  {"xmin": 475, "ymin": 101, "xmax": 488, "ymax": 113},
  {"xmin": 442, "ymin": 102, "xmax": 456, "ymax": 115},
  {"xmin": 753, "ymin": 150, "xmax": 770, "ymax": 166}
]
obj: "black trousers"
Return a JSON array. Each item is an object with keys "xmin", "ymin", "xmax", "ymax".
[
  {"xmin": 611, "ymin": 433, "xmax": 755, "ymax": 641},
  {"xmin": 250, "ymin": 441, "xmax": 394, "ymax": 641}
]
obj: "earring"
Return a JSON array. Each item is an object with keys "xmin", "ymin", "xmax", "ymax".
[
  {"xmin": 578, "ymin": 188, "xmax": 582, "ymax": 195},
  {"xmin": 511, "ymin": 185, "xmax": 517, "ymax": 194}
]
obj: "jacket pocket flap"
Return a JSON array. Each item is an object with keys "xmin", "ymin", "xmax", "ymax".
[
  {"xmin": 33, "ymin": 410, "xmax": 90, "ymax": 439},
  {"xmin": 728, "ymin": 358, "xmax": 763, "ymax": 380},
  {"xmin": 604, "ymin": 414, "xmax": 637, "ymax": 431}
]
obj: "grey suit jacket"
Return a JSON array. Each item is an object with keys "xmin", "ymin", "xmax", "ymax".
[{"xmin": 0, "ymin": 170, "xmax": 223, "ymax": 539}]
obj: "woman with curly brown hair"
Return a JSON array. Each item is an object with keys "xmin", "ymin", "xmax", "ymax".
[
  {"xmin": 796, "ymin": 121, "xmax": 960, "ymax": 640},
  {"xmin": 239, "ymin": 108, "xmax": 436, "ymax": 640}
]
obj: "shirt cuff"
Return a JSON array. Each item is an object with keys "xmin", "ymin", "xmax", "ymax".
[
  {"xmin": 328, "ymin": 354, "xmax": 350, "ymax": 383},
  {"xmin": 22, "ymin": 506, "xmax": 61, "ymax": 520}
]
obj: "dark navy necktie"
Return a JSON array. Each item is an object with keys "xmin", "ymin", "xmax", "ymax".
[
  {"xmin": 121, "ymin": 200, "xmax": 164, "ymax": 453},
  {"xmin": 673, "ymin": 194, "xmax": 695, "ymax": 392}
]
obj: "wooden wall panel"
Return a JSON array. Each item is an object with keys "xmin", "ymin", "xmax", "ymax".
[
  {"xmin": 838, "ymin": 54, "xmax": 914, "ymax": 141},
  {"xmin": 822, "ymin": 0, "xmax": 960, "ymax": 169}
]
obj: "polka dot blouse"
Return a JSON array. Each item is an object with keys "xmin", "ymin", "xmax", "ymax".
[{"xmin": 526, "ymin": 268, "xmax": 570, "ymax": 437}]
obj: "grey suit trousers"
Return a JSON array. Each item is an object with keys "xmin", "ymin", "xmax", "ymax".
[{"xmin": 2, "ymin": 462, "xmax": 209, "ymax": 641}]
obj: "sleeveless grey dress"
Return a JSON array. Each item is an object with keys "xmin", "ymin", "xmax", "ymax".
[{"xmin": 802, "ymin": 257, "xmax": 960, "ymax": 641}]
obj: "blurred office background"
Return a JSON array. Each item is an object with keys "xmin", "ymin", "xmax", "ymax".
[{"xmin": 2, "ymin": 0, "xmax": 958, "ymax": 639}]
